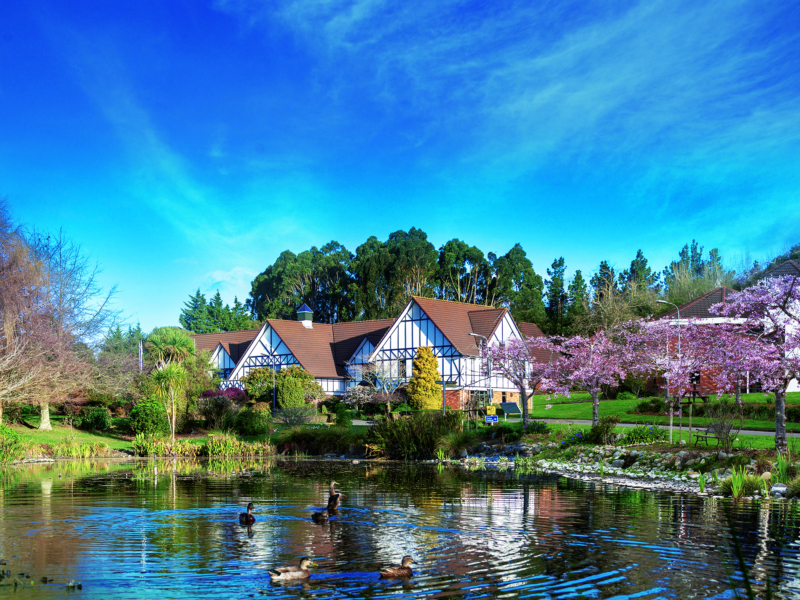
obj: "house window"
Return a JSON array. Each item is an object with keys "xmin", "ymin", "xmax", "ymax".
[
  {"xmin": 397, "ymin": 359, "xmax": 407, "ymax": 378},
  {"xmin": 502, "ymin": 392, "xmax": 507, "ymax": 403}
]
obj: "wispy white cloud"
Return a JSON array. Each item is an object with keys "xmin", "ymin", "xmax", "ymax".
[{"xmin": 201, "ymin": 266, "xmax": 257, "ymax": 299}]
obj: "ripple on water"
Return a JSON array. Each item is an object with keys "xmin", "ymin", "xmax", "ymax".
[{"xmin": 1, "ymin": 460, "xmax": 799, "ymax": 599}]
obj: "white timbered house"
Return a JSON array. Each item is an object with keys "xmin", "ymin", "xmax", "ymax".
[{"xmin": 192, "ymin": 298, "xmax": 546, "ymax": 409}]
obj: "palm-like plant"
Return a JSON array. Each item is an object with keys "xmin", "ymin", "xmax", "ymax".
[
  {"xmin": 146, "ymin": 329, "xmax": 194, "ymax": 370},
  {"xmin": 152, "ymin": 362, "xmax": 187, "ymax": 441}
]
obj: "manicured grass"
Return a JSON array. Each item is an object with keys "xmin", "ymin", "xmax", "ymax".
[
  {"xmin": 8, "ymin": 415, "xmax": 133, "ymax": 451},
  {"xmin": 531, "ymin": 397, "xmax": 800, "ymax": 432}
]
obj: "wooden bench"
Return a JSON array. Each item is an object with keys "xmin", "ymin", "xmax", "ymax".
[{"xmin": 694, "ymin": 423, "xmax": 732, "ymax": 446}]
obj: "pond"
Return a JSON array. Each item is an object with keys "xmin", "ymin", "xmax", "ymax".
[{"xmin": 1, "ymin": 459, "xmax": 799, "ymax": 599}]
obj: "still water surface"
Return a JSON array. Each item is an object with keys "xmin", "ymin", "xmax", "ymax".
[{"xmin": 2, "ymin": 459, "xmax": 800, "ymax": 599}]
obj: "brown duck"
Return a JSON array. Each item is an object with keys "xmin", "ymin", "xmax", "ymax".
[
  {"xmin": 269, "ymin": 557, "xmax": 317, "ymax": 581},
  {"xmin": 327, "ymin": 481, "xmax": 344, "ymax": 511},
  {"xmin": 311, "ymin": 508, "xmax": 329, "ymax": 523},
  {"xmin": 239, "ymin": 502, "xmax": 255, "ymax": 524},
  {"xmin": 379, "ymin": 556, "xmax": 416, "ymax": 578}
]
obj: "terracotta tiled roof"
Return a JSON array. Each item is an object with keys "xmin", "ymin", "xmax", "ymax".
[
  {"xmin": 268, "ymin": 320, "xmax": 339, "ymax": 378},
  {"xmin": 763, "ymin": 259, "xmax": 800, "ymax": 279},
  {"xmin": 412, "ymin": 296, "xmax": 507, "ymax": 356},
  {"xmin": 331, "ymin": 319, "xmax": 395, "ymax": 369},
  {"xmin": 656, "ymin": 287, "xmax": 736, "ymax": 320},
  {"xmin": 260, "ymin": 318, "xmax": 395, "ymax": 379},
  {"xmin": 516, "ymin": 322, "xmax": 553, "ymax": 364},
  {"xmin": 468, "ymin": 309, "xmax": 506, "ymax": 341},
  {"xmin": 191, "ymin": 329, "xmax": 260, "ymax": 362},
  {"xmin": 517, "ymin": 322, "xmax": 545, "ymax": 340}
]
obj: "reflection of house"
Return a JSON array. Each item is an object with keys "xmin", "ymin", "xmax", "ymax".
[{"xmin": 192, "ymin": 298, "xmax": 546, "ymax": 408}]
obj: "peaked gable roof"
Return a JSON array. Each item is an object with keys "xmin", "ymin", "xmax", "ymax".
[
  {"xmin": 331, "ymin": 319, "xmax": 395, "ymax": 369},
  {"xmin": 763, "ymin": 259, "xmax": 800, "ymax": 279},
  {"xmin": 253, "ymin": 318, "xmax": 395, "ymax": 379},
  {"xmin": 656, "ymin": 286, "xmax": 736, "ymax": 320},
  {"xmin": 192, "ymin": 329, "xmax": 261, "ymax": 363},
  {"xmin": 411, "ymin": 296, "xmax": 508, "ymax": 356}
]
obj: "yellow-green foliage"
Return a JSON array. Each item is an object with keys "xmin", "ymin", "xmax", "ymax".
[{"xmin": 407, "ymin": 346, "xmax": 442, "ymax": 410}]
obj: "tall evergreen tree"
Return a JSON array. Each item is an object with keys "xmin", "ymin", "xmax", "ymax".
[
  {"xmin": 493, "ymin": 244, "xmax": 546, "ymax": 328},
  {"xmin": 180, "ymin": 289, "xmax": 212, "ymax": 333},
  {"xmin": 590, "ymin": 261, "xmax": 617, "ymax": 305},
  {"xmin": 565, "ymin": 270, "xmax": 589, "ymax": 331},
  {"xmin": 545, "ymin": 257, "xmax": 568, "ymax": 334},
  {"xmin": 352, "ymin": 236, "xmax": 397, "ymax": 320},
  {"xmin": 621, "ymin": 249, "xmax": 659, "ymax": 290}
]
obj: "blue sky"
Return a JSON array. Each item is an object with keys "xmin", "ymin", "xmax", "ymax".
[{"xmin": 2, "ymin": 0, "xmax": 799, "ymax": 332}]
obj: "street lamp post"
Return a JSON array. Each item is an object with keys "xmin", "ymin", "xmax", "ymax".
[
  {"xmin": 657, "ymin": 299, "xmax": 681, "ymax": 443},
  {"xmin": 272, "ymin": 363, "xmax": 276, "ymax": 412}
]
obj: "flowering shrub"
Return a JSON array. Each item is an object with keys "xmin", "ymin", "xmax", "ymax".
[
  {"xmin": 623, "ymin": 423, "xmax": 667, "ymax": 445},
  {"xmin": 525, "ymin": 421, "xmax": 549, "ymax": 434},
  {"xmin": 560, "ymin": 428, "xmax": 586, "ymax": 447}
]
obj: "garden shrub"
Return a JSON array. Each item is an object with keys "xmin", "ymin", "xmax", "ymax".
[
  {"xmin": 0, "ymin": 425, "xmax": 24, "ymax": 464},
  {"xmin": 523, "ymin": 421, "xmax": 549, "ymax": 435},
  {"xmin": 234, "ymin": 402, "xmax": 272, "ymax": 436},
  {"xmin": 719, "ymin": 468, "xmax": 761, "ymax": 498},
  {"xmin": 406, "ymin": 347, "xmax": 443, "ymax": 410},
  {"xmin": 278, "ymin": 426, "xmax": 366, "ymax": 455},
  {"xmin": 79, "ymin": 406, "xmax": 112, "ymax": 431},
  {"xmin": 241, "ymin": 367, "xmax": 275, "ymax": 403},
  {"xmin": 787, "ymin": 475, "xmax": 800, "ymax": 499},
  {"xmin": 273, "ymin": 405, "xmax": 315, "ymax": 426},
  {"xmin": 198, "ymin": 389, "xmax": 244, "ymax": 430},
  {"xmin": 335, "ymin": 404, "xmax": 353, "ymax": 428},
  {"xmin": 617, "ymin": 391, "xmax": 637, "ymax": 401},
  {"xmin": 277, "ymin": 376, "xmax": 306, "ymax": 409},
  {"xmin": 585, "ymin": 415, "xmax": 620, "ymax": 444},
  {"xmin": 622, "ymin": 423, "xmax": 667, "ymax": 444},
  {"xmin": 437, "ymin": 430, "xmax": 478, "ymax": 457},
  {"xmin": 370, "ymin": 411, "xmax": 462, "ymax": 460},
  {"xmin": 560, "ymin": 428, "xmax": 586, "ymax": 447},
  {"xmin": 493, "ymin": 422, "xmax": 521, "ymax": 442},
  {"xmin": 129, "ymin": 396, "xmax": 169, "ymax": 436}
]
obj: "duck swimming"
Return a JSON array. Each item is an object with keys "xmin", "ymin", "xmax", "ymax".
[
  {"xmin": 379, "ymin": 556, "xmax": 416, "ymax": 578},
  {"xmin": 239, "ymin": 502, "xmax": 255, "ymax": 524},
  {"xmin": 327, "ymin": 481, "xmax": 344, "ymax": 511},
  {"xmin": 269, "ymin": 557, "xmax": 317, "ymax": 581},
  {"xmin": 311, "ymin": 509, "xmax": 329, "ymax": 523}
]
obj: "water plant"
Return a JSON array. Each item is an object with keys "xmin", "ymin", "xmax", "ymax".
[
  {"xmin": 436, "ymin": 430, "xmax": 477, "ymax": 457},
  {"xmin": 773, "ymin": 449, "xmax": 795, "ymax": 483},
  {"xmin": 0, "ymin": 425, "xmax": 25, "ymax": 464},
  {"xmin": 370, "ymin": 411, "xmax": 463, "ymax": 460},
  {"xmin": 435, "ymin": 448, "xmax": 447, "ymax": 462},
  {"xmin": 698, "ymin": 472, "xmax": 706, "ymax": 493},
  {"xmin": 720, "ymin": 467, "xmax": 761, "ymax": 498}
]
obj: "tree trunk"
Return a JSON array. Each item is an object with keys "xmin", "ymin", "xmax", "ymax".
[
  {"xmin": 668, "ymin": 396, "xmax": 674, "ymax": 444},
  {"xmin": 38, "ymin": 404, "xmax": 52, "ymax": 431},
  {"xmin": 0, "ymin": 403, "xmax": 3, "ymax": 426},
  {"xmin": 171, "ymin": 391, "xmax": 176, "ymax": 443},
  {"xmin": 775, "ymin": 386, "xmax": 788, "ymax": 455},
  {"xmin": 591, "ymin": 391, "xmax": 599, "ymax": 425},
  {"xmin": 735, "ymin": 377, "xmax": 742, "ymax": 408},
  {"xmin": 520, "ymin": 385, "xmax": 529, "ymax": 426}
]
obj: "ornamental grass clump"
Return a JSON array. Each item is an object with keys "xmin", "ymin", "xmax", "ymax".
[
  {"xmin": 132, "ymin": 434, "xmax": 200, "ymax": 457},
  {"xmin": 370, "ymin": 411, "xmax": 463, "ymax": 460},
  {"xmin": 436, "ymin": 430, "xmax": 478, "ymax": 457},
  {"xmin": 720, "ymin": 467, "xmax": 761, "ymax": 498}
]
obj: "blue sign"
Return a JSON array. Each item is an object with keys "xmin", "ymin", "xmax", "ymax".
[{"xmin": 485, "ymin": 415, "xmax": 498, "ymax": 423}]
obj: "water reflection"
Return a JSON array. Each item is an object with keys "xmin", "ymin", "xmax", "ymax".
[{"xmin": 1, "ymin": 459, "xmax": 800, "ymax": 598}]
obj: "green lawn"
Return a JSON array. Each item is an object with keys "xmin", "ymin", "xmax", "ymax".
[
  {"xmin": 8, "ymin": 415, "xmax": 134, "ymax": 451},
  {"xmin": 531, "ymin": 395, "xmax": 800, "ymax": 432}
]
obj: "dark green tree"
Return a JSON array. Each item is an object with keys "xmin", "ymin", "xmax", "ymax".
[
  {"xmin": 180, "ymin": 289, "xmax": 212, "ymax": 333},
  {"xmin": 386, "ymin": 228, "xmax": 438, "ymax": 300},
  {"xmin": 590, "ymin": 261, "xmax": 617, "ymax": 305},
  {"xmin": 352, "ymin": 236, "xmax": 396, "ymax": 320},
  {"xmin": 437, "ymin": 239, "xmax": 488, "ymax": 303},
  {"xmin": 621, "ymin": 249, "xmax": 659, "ymax": 290},
  {"xmin": 545, "ymin": 257, "xmax": 568, "ymax": 334},
  {"xmin": 494, "ymin": 244, "xmax": 546, "ymax": 328},
  {"xmin": 565, "ymin": 270, "xmax": 589, "ymax": 331}
]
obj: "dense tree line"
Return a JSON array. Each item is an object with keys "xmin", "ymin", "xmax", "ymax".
[{"xmin": 180, "ymin": 228, "xmax": 787, "ymax": 336}]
